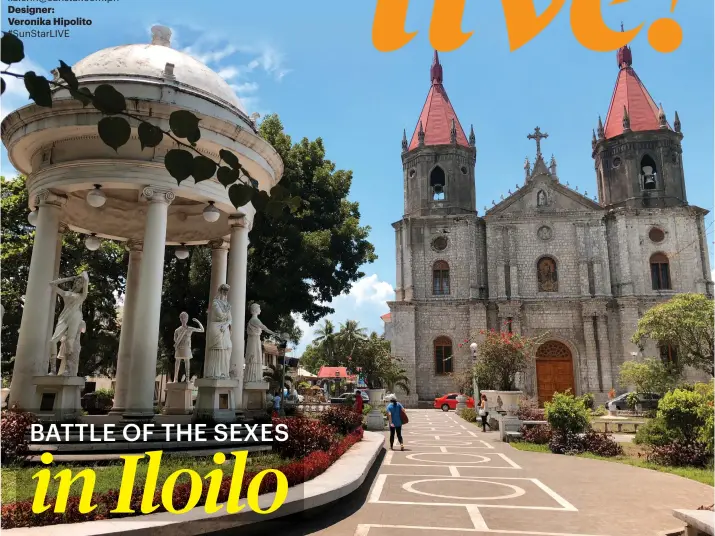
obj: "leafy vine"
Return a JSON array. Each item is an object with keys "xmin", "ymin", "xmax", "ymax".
[{"xmin": 0, "ymin": 32, "xmax": 300, "ymax": 215}]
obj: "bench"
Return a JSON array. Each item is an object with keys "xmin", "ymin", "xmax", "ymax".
[
  {"xmin": 522, "ymin": 420, "xmax": 548, "ymax": 427},
  {"xmin": 597, "ymin": 420, "xmax": 644, "ymax": 434},
  {"xmin": 505, "ymin": 431, "xmax": 522, "ymax": 442},
  {"xmin": 673, "ymin": 509, "xmax": 715, "ymax": 536}
]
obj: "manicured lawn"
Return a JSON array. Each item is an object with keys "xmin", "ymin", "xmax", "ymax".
[
  {"xmin": 1, "ymin": 451, "xmax": 288, "ymax": 503},
  {"xmin": 510, "ymin": 441, "xmax": 714, "ymax": 486}
]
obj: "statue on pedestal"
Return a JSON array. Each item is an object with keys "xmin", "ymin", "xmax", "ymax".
[
  {"xmin": 244, "ymin": 303, "xmax": 278, "ymax": 383},
  {"xmin": 49, "ymin": 272, "xmax": 89, "ymax": 375},
  {"xmin": 173, "ymin": 312, "xmax": 204, "ymax": 382},
  {"xmin": 204, "ymin": 284, "xmax": 232, "ymax": 379},
  {"xmin": 57, "ymin": 320, "xmax": 85, "ymax": 376}
]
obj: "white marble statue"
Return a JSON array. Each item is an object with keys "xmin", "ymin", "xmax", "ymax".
[
  {"xmin": 57, "ymin": 320, "xmax": 85, "ymax": 376},
  {"xmin": 173, "ymin": 312, "xmax": 204, "ymax": 382},
  {"xmin": 244, "ymin": 303, "xmax": 278, "ymax": 383},
  {"xmin": 204, "ymin": 284, "xmax": 232, "ymax": 379},
  {"xmin": 49, "ymin": 272, "xmax": 89, "ymax": 375}
]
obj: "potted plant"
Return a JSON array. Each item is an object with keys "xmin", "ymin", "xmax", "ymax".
[
  {"xmin": 607, "ymin": 388, "xmax": 617, "ymax": 416},
  {"xmin": 450, "ymin": 370, "xmax": 474, "ymax": 411},
  {"xmin": 347, "ymin": 334, "xmax": 404, "ymax": 431},
  {"xmin": 468, "ymin": 328, "xmax": 547, "ymax": 415}
]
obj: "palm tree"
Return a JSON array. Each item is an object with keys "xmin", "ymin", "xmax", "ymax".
[
  {"xmin": 384, "ymin": 367, "xmax": 411, "ymax": 396},
  {"xmin": 263, "ymin": 364, "xmax": 293, "ymax": 393},
  {"xmin": 313, "ymin": 319, "xmax": 336, "ymax": 364},
  {"xmin": 338, "ymin": 320, "xmax": 368, "ymax": 344}
]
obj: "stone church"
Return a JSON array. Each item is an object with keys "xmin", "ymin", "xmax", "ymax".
[{"xmin": 385, "ymin": 46, "xmax": 713, "ymax": 408}]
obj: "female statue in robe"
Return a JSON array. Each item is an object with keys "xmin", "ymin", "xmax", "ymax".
[
  {"xmin": 204, "ymin": 284, "xmax": 232, "ymax": 378},
  {"xmin": 244, "ymin": 303, "xmax": 278, "ymax": 383},
  {"xmin": 49, "ymin": 271, "xmax": 89, "ymax": 372}
]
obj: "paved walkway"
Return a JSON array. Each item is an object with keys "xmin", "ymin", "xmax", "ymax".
[{"xmin": 315, "ymin": 409, "xmax": 711, "ymax": 536}]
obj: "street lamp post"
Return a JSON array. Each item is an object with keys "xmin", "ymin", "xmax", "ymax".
[{"xmin": 470, "ymin": 342, "xmax": 479, "ymax": 400}]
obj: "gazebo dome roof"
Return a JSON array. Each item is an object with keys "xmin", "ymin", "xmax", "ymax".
[{"xmin": 70, "ymin": 25, "xmax": 246, "ymax": 114}]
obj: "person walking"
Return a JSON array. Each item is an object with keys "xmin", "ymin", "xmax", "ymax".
[
  {"xmin": 478, "ymin": 393, "xmax": 491, "ymax": 432},
  {"xmin": 272, "ymin": 391, "xmax": 281, "ymax": 418},
  {"xmin": 386, "ymin": 394, "xmax": 406, "ymax": 451},
  {"xmin": 354, "ymin": 390, "xmax": 364, "ymax": 415}
]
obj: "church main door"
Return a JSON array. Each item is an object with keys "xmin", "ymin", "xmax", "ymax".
[{"xmin": 535, "ymin": 341, "xmax": 575, "ymax": 407}]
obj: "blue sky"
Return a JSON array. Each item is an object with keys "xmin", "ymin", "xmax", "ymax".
[{"xmin": 2, "ymin": 1, "xmax": 713, "ymax": 355}]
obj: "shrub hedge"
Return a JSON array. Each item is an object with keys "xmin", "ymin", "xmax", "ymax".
[{"xmin": 1, "ymin": 427, "xmax": 364, "ymax": 529}]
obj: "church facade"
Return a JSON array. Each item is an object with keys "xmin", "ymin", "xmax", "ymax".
[{"xmin": 386, "ymin": 47, "xmax": 713, "ymax": 408}]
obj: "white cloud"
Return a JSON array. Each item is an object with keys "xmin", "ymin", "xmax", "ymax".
[
  {"xmin": 230, "ymin": 82, "xmax": 259, "ymax": 94},
  {"xmin": 293, "ymin": 274, "xmax": 395, "ymax": 356},
  {"xmin": 179, "ymin": 35, "xmax": 289, "ymax": 115}
]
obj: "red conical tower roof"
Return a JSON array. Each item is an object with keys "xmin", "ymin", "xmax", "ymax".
[
  {"xmin": 408, "ymin": 51, "xmax": 470, "ymax": 150},
  {"xmin": 603, "ymin": 43, "xmax": 670, "ymax": 138}
]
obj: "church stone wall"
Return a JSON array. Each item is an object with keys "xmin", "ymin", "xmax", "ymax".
[{"xmin": 414, "ymin": 302, "xmax": 472, "ymax": 401}]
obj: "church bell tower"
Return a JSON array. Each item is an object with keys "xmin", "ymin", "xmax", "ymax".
[
  {"xmin": 592, "ymin": 42, "xmax": 686, "ymax": 209},
  {"xmin": 402, "ymin": 51, "xmax": 477, "ymax": 217}
]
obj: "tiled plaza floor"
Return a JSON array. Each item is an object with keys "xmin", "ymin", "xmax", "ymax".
[{"xmin": 230, "ymin": 410, "xmax": 713, "ymax": 536}]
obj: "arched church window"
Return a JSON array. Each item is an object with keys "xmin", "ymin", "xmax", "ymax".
[
  {"xmin": 650, "ymin": 252, "xmax": 671, "ymax": 290},
  {"xmin": 430, "ymin": 166, "xmax": 446, "ymax": 201},
  {"xmin": 537, "ymin": 256, "xmax": 558, "ymax": 292},
  {"xmin": 433, "ymin": 260, "xmax": 450, "ymax": 295},
  {"xmin": 640, "ymin": 155, "xmax": 658, "ymax": 190},
  {"xmin": 537, "ymin": 190, "xmax": 547, "ymax": 207},
  {"xmin": 434, "ymin": 336, "xmax": 453, "ymax": 375}
]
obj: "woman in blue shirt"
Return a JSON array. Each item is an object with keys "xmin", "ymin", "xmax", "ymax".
[{"xmin": 386, "ymin": 395, "xmax": 405, "ymax": 451}]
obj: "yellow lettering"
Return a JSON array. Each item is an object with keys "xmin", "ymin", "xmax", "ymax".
[
  {"xmin": 246, "ymin": 469, "xmax": 288, "ymax": 515},
  {"xmin": 203, "ymin": 452, "xmax": 226, "ymax": 514},
  {"xmin": 226, "ymin": 450, "xmax": 248, "ymax": 514},
  {"xmin": 110, "ymin": 454, "xmax": 144, "ymax": 514},
  {"xmin": 31, "ymin": 452, "xmax": 54, "ymax": 514},
  {"xmin": 372, "ymin": 0, "xmax": 417, "ymax": 52},
  {"xmin": 429, "ymin": 0, "xmax": 473, "ymax": 52},
  {"xmin": 501, "ymin": 0, "xmax": 567, "ymax": 52},
  {"xmin": 161, "ymin": 469, "xmax": 202, "ymax": 514},
  {"xmin": 570, "ymin": 0, "xmax": 641, "ymax": 52},
  {"xmin": 141, "ymin": 450, "xmax": 163, "ymax": 514},
  {"xmin": 54, "ymin": 468, "xmax": 97, "ymax": 514}
]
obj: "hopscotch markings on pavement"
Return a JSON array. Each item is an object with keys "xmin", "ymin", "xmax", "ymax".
[
  {"xmin": 369, "ymin": 475, "xmax": 577, "ymax": 511},
  {"xmin": 355, "ymin": 525, "xmax": 611, "ymax": 536}
]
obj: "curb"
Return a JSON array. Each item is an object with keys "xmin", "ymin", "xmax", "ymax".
[{"xmin": 6, "ymin": 431, "xmax": 385, "ymax": 535}]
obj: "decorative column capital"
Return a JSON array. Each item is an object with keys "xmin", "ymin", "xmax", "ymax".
[
  {"xmin": 208, "ymin": 238, "xmax": 230, "ymax": 250},
  {"xmin": 141, "ymin": 186, "xmax": 175, "ymax": 205},
  {"xmin": 33, "ymin": 189, "xmax": 67, "ymax": 208},
  {"xmin": 125, "ymin": 239, "xmax": 144, "ymax": 252},
  {"xmin": 228, "ymin": 214, "xmax": 251, "ymax": 230}
]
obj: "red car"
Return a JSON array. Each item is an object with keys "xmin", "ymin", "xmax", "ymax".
[{"xmin": 434, "ymin": 393, "xmax": 475, "ymax": 411}]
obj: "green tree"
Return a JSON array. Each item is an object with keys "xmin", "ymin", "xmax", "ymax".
[
  {"xmin": 254, "ymin": 115, "xmax": 376, "ymax": 327},
  {"xmin": 299, "ymin": 343, "xmax": 328, "ymax": 374},
  {"xmin": 618, "ymin": 358, "xmax": 681, "ymax": 396},
  {"xmin": 632, "ymin": 294, "xmax": 714, "ymax": 375},
  {"xmin": 1, "ymin": 176, "xmax": 125, "ymax": 378}
]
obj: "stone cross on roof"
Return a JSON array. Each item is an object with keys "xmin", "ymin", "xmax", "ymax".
[{"xmin": 527, "ymin": 126, "xmax": 549, "ymax": 159}]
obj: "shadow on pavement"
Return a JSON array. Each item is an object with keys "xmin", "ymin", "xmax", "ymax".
[{"xmin": 209, "ymin": 447, "xmax": 386, "ymax": 536}]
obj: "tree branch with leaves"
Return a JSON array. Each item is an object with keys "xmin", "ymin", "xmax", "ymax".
[{"xmin": 0, "ymin": 32, "xmax": 300, "ymax": 214}]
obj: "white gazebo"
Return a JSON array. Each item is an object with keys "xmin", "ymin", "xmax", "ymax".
[{"xmin": 1, "ymin": 26, "xmax": 283, "ymax": 420}]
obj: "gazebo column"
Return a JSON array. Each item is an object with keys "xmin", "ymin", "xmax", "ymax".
[
  {"xmin": 204, "ymin": 239, "xmax": 229, "ymax": 369},
  {"xmin": 123, "ymin": 187, "xmax": 174, "ymax": 420},
  {"xmin": 9, "ymin": 190, "xmax": 66, "ymax": 409},
  {"xmin": 227, "ymin": 215, "xmax": 250, "ymax": 406},
  {"xmin": 110, "ymin": 239, "xmax": 143, "ymax": 414},
  {"xmin": 46, "ymin": 222, "xmax": 69, "ymax": 374}
]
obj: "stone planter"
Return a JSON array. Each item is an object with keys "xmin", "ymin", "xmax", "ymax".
[
  {"xmin": 365, "ymin": 388, "xmax": 386, "ymax": 431},
  {"xmin": 456, "ymin": 394, "xmax": 468, "ymax": 412}
]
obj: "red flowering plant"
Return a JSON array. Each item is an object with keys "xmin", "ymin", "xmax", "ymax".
[{"xmin": 467, "ymin": 324, "xmax": 548, "ymax": 391}]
